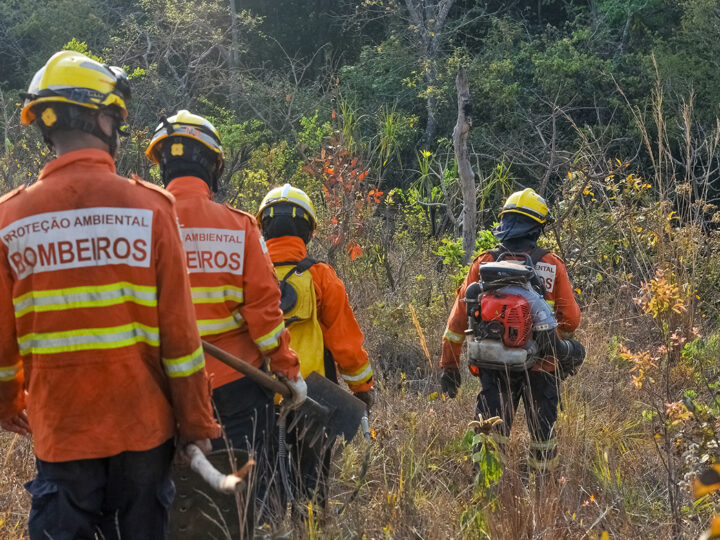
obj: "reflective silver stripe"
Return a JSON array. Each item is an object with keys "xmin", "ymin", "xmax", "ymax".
[
  {"xmin": 341, "ymin": 364, "xmax": 373, "ymax": 383},
  {"xmin": 0, "ymin": 361, "xmax": 21, "ymax": 381},
  {"xmin": 197, "ymin": 309, "xmax": 245, "ymax": 337},
  {"xmin": 529, "ymin": 438, "xmax": 558, "ymax": 451},
  {"xmin": 162, "ymin": 346, "xmax": 205, "ymax": 378},
  {"xmin": 443, "ymin": 328, "xmax": 465, "ymax": 344},
  {"xmin": 197, "ymin": 317, "xmax": 238, "ymax": 337},
  {"xmin": 527, "ymin": 454, "xmax": 560, "ymax": 470},
  {"xmin": 191, "ymin": 286, "xmax": 244, "ymax": 304},
  {"xmin": 17, "ymin": 323, "xmax": 160, "ymax": 355},
  {"xmin": 14, "ymin": 283, "xmax": 157, "ymax": 317},
  {"xmin": 254, "ymin": 322, "xmax": 285, "ymax": 352}
]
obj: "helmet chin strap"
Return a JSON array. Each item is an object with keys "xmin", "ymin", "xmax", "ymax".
[{"xmin": 40, "ymin": 105, "xmax": 123, "ymax": 157}]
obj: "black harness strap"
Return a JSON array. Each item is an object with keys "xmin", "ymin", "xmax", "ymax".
[
  {"xmin": 273, "ymin": 257, "xmax": 318, "ymax": 283},
  {"xmin": 273, "ymin": 257, "xmax": 319, "ymax": 317}
]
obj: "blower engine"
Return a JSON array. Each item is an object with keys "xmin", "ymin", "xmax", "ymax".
[{"xmin": 464, "ymin": 253, "xmax": 557, "ymax": 373}]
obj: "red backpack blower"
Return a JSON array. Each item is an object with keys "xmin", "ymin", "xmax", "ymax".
[{"xmin": 464, "ymin": 252, "xmax": 584, "ymax": 376}]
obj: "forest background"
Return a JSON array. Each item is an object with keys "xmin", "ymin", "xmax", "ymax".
[{"xmin": 3, "ymin": 0, "xmax": 720, "ymax": 538}]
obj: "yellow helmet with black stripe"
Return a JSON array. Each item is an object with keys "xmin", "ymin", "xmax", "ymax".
[
  {"xmin": 257, "ymin": 184, "xmax": 317, "ymax": 230},
  {"xmin": 145, "ymin": 110, "xmax": 223, "ymax": 165},
  {"xmin": 21, "ymin": 51, "xmax": 130, "ymax": 126},
  {"xmin": 145, "ymin": 110, "xmax": 224, "ymax": 189},
  {"xmin": 500, "ymin": 188, "xmax": 552, "ymax": 224}
]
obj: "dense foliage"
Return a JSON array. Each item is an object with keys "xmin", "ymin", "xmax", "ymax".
[{"xmin": 1, "ymin": 0, "xmax": 719, "ymax": 204}]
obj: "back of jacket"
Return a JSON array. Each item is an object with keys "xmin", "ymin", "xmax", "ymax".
[
  {"xmin": 0, "ymin": 150, "xmax": 218, "ymax": 462},
  {"xmin": 167, "ymin": 177, "xmax": 298, "ymax": 389}
]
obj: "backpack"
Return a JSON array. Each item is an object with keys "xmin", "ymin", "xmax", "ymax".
[
  {"xmin": 465, "ymin": 249, "xmax": 557, "ymax": 373},
  {"xmin": 273, "ymin": 258, "xmax": 325, "ymax": 378}
]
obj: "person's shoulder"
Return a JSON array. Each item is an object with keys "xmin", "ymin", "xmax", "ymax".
[
  {"xmin": 0, "ymin": 185, "xmax": 27, "ymax": 208},
  {"xmin": 223, "ymin": 204, "xmax": 258, "ymax": 226},
  {"xmin": 470, "ymin": 250, "xmax": 496, "ymax": 266},
  {"xmin": 129, "ymin": 175, "xmax": 176, "ymax": 208},
  {"xmin": 539, "ymin": 251, "xmax": 566, "ymax": 266},
  {"xmin": 309, "ymin": 260, "xmax": 341, "ymax": 283}
]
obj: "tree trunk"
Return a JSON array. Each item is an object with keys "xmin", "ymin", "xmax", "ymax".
[
  {"xmin": 403, "ymin": 0, "xmax": 455, "ymax": 149},
  {"xmin": 453, "ymin": 68, "xmax": 476, "ymax": 265},
  {"xmin": 419, "ymin": 63, "xmax": 439, "ymax": 148},
  {"xmin": 229, "ymin": 0, "xmax": 239, "ymax": 111}
]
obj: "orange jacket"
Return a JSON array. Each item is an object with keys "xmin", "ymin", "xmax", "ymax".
[
  {"xmin": 265, "ymin": 236, "xmax": 373, "ymax": 392},
  {"xmin": 167, "ymin": 177, "xmax": 299, "ymax": 389},
  {"xmin": 441, "ymin": 249, "xmax": 581, "ymax": 372},
  {"xmin": 0, "ymin": 150, "xmax": 219, "ymax": 462}
]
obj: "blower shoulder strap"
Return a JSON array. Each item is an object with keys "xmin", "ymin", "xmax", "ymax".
[
  {"xmin": 273, "ymin": 257, "xmax": 319, "ymax": 283},
  {"xmin": 528, "ymin": 246, "xmax": 549, "ymax": 265},
  {"xmin": 486, "ymin": 245, "xmax": 506, "ymax": 261},
  {"xmin": 487, "ymin": 245, "xmax": 548, "ymax": 265}
]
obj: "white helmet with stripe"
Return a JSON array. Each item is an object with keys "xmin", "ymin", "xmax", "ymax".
[{"xmin": 257, "ymin": 184, "xmax": 317, "ymax": 230}]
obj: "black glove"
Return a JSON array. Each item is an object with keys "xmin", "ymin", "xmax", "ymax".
[
  {"xmin": 440, "ymin": 368, "xmax": 461, "ymax": 398},
  {"xmin": 354, "ymin": 389, "xmax": 375, "ymax": 412}
]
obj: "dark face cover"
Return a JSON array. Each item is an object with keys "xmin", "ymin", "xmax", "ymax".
[{"xmin": 493, "ymin": 213, "xmax": 544, "ymax": 245}]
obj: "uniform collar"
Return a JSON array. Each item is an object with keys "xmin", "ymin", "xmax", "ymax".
[
  {"xmin": 39, "ymin": 149, "xmax": 116, "ymax": 180},
  {"xmin": 265, "ymin": 235, "xmax": 308, "ymax": 262},
  {"xmin": 166, "ymin": 176, "xmax": 212, "ymax": 200}
]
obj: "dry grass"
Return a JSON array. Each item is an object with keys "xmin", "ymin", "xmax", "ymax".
[
  {"xmin": 322, "ymin": 347, "xmax": 681, "ymax": 539},
  {"xmin": 1, "ymin": 431, "xmax": 34, "ymax": 537}
]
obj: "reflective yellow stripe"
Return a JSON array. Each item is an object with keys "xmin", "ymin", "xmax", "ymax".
[
  {"xmin": 529, "ymin": 438, "xmax": 558, "ymax": 451},
  {"xmin": 18, "ymin": 323, "xmax": 160, "ymax": 355},
  {"xmin": 13, "ymin": 282, "xmax": 157, "ymax": 317},
  {"xmin": 443, "ymin": 327, "xmax": 465, "ymax": 344},
  {"xmin": 340, "ymin": 363, "xmax": 374, "ymax": 384},
  {"xmin": 163, "ymin": 346, "xmax": 205, "ymax": 378},
  {"xmin": 527, "ymin": 454, "xmax": 560, "ymax": 471},
  {"xmin": 197, "ymin": 311, "xmax": 244, "ymax": 337},
  {"xmin": 254, "ymin": 322, "xmax": 285, "ymax": 352},
  {"xmin": 191, "ymin": 286, "xmax": 244, "ymax": 304},
  {"xmin": 546, "ymin": 299, "xmax": 555, "ymax": 311},
  {"xmin": 0, "ymin": 361, "xmax": 22, "ymax": 382}
]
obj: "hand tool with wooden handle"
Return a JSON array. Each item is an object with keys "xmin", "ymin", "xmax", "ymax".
[{"xmin": 201, "ymin": 340, "xmax": 366, "ymax": 442}]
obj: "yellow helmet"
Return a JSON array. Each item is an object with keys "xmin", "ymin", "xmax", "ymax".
[
  {"xmin": 257, "ymin": 184, "xmax": 317, "ymax": 230},
  {"xmin": 21, "ymin": 50, "xmax": 130, "ymax": 126},
  {"xmin": 145, "ymin": 110, "xmax": 224, "ymax": 166},
  {"xmin": 500, "ymin": 188, "xmax": 552, "ymax": 224}
]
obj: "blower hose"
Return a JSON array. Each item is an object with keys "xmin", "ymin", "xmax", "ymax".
[{"xmin": 535, "ymin": 329, "xmax": 586, "ymax": 377}]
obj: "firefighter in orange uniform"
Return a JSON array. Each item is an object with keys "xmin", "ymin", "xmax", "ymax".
[
  {"xmin": 145, "ymin": 111, "xmax": 305, "ymax": 520},
  {"xmin": 0, "ymin": 52, "xmax": 219, "ymax": 540},
  {"xmin": 440, "ymin": 188, "xmax": 582, "ymax": 473},
  {"xmin": 257, "ymin": 184, "xmax": 374, "ymax": 508}
]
